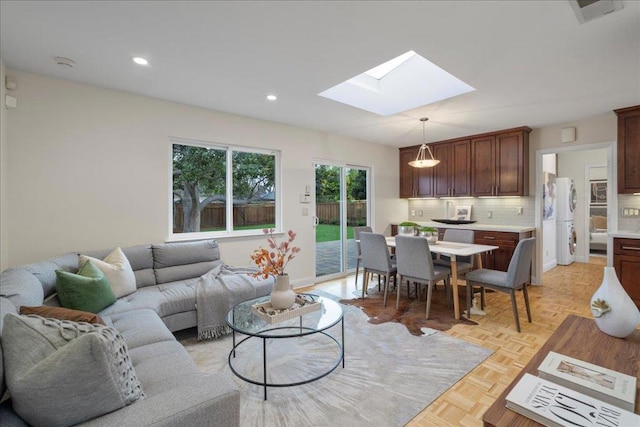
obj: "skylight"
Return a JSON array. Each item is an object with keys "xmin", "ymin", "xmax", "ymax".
[
  {"xmin": 319, "ymin": 51, "xmax": 475, "ymax": 116},
  {"xmin": 364, "ymin": 50, "xmax": 416, "ymax": 80}
]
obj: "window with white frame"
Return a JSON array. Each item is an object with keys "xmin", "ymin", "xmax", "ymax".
[{"xmin": 171, "ymin": 139, "xmax": 279, "ymax": 238}]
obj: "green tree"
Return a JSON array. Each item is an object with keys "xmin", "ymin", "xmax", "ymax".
[
  {"xmin": 315, "ymin": 165, "xmax": 340, "ymax": 203},
  {"xmin": 347, "ymin": 168, "xmax": 367, "ymax": 201},
  {"xmin": 173, "ymin": 144, "xmax": 226, "ymax": 232},
  {"xmin": 232, "ymin": 152, "xmax": 275, "ymax": 201},
  {"xmin": 232, "ymin": 152, "xmax": 275, "ymax": 226},
  {"xmin": 173, "ymin": 145, "xmax": 276, "ymax": 232}
]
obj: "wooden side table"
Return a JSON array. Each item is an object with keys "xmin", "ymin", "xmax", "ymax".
[{"xmin": 482, "ymin": 314, "xmax": 640, "ymax": 426}]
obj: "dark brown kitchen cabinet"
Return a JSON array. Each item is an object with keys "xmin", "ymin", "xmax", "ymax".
[
  {"xmin": 399, "ymin": 147, "xmax": 416, "ymax": 198},
  {"xmin": 433, "ymin": 139, "xmax": 471, "ymax": 197},
  {"xmin": 471, "ymin": 127, "xmax": 530, "ymax": 197},
  {"xmin": 474, "ymin": 230, "xmax": 533, "ymax": 272},
  {"xmin": 613, "ymin": 237, "xmax": 640, "ymax": 308},
  {"xmin": 400, "ymin": 126, "xmax": 530, "ymax": 198},
  {"xmin": 415, "ymin": 164, "xmax": 434, "ymax": 198},
  {"xmin": 614, "ymin": 105, "xmax": 640, "ymax": 194},
  {"xmin": 470, "ymin": 135, "xmax": 495, "ymax": 197},
  {"xmin": 399, "ymin": 147, "xmax": 434, "ymax": 198}
]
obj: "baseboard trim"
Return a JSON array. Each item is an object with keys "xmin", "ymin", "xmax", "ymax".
[{"xmin": 543, "ymin": 260, "xmax": 557, "ymax": 273}]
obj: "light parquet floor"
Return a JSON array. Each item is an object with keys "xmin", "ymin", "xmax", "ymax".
[{"xmin": 300, "ymin": 257, "xmax": 608, "ymax": 426}]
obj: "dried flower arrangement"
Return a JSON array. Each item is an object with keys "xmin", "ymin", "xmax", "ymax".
[{"xmin": 250, "ymin": 228, "xmax": 301, "ymax": 279}]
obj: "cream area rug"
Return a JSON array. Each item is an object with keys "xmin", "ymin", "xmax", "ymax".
[{"xmin": 178, "ymin": 294, "xmax": 492, "ymax": 426}]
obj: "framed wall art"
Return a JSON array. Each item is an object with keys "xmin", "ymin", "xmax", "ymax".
[
  {"xmin": 453, "ymin": 205, "xmax": 472, "ymax": 221},
  {"xmin": 543, "ymin": 172, "xmax": 557, "ymax": 220},
  {"xmin": 590, "ymin": 180, "xmax": 607, "ymax": 205}
]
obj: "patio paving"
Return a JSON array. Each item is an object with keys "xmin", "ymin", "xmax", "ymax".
[{"xmin": 316, "ymin": 239, "xmax": 358, "ymax": 277}]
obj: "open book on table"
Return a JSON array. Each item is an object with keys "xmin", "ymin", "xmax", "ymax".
[
  {"xmin": 537, "ymin": 351, "xmax": 636, "ymax": 412},
  {"xmin": 506, "ymin": 373, "xmax": 639, "ymax": 427}
]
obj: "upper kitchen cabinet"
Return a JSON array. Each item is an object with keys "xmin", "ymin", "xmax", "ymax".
[
  {"xmin": 470, "ymin": 135, "xmax": 496, "ymax": 197},
  {"xmin": 433, "ymin": 139, "xmax": 471, "ymax": 197},
  {"xmin": 471, "ymin": 127, "xmax": 531, "ymax": 197},
  {"xmin": 399, "ymin": 146, "xmax": 434, "ymax": 198},
  {"xmin": 399, "ymin": 126, "xmax": 530, "ymax": 198},
  {"xmin": 614, "ymin": 105, "xmax": 640, "ymax": 194}
]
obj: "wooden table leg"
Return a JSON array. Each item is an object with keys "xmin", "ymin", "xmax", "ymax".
[
  {"xmin": 451, "ymin": 256, "xmax": 459, "ymax": 320},
  {"xmin": 475, "ymin": 253, "xmax": 483, "ymax": 269}
]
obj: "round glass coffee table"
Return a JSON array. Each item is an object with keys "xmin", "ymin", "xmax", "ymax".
[{"xmin": 225, "ymin": 294, "xmax": 344, "ymax": 400}]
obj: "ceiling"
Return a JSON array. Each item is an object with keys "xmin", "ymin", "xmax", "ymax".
[{"xmin": 1, "ymin": 1, "xmax": 639, "ymax": 147}]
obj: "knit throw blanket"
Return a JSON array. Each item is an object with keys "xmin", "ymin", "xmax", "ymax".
[{"xmin": 196, "ymin": 265, "xmax": 274, "ymax": 340}]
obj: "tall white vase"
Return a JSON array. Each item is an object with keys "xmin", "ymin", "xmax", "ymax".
[
  {"xmin": 590, "ymin": 267, "xmax": 640, "ymax": 338},
  {"xmin": 270, "ymin": 274, "xmax": 296, "ymax": 310}
]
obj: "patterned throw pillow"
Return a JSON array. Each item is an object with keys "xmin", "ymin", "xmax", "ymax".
[
  {"xmin": 2, "ymin": 314, "xmax": 144, "ymax": 426},
  {"xmin": 79, "ymin": 247, "xmax": 137, "ymax": 298},
  {"xmin": 55, "ymin": 260, "xmax": 116, "ymax": 313},
  {"xmin": 20, "ymin": 305, "xmax": 106, "ymax": 325}
]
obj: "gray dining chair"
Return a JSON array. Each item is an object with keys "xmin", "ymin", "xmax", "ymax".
[
  {"xmin": 464, "ymin": 237, "xmax": 535, "ymax": 332},
  {"xmin": 353, "ymin": 226, "xmax": 373, "ymax": 290},
  {"xmin": 359, "ymin": 232, "xmax": 397, "ymax": 307},
  {"xmin": 395, "ymin": 235, "xmax": 451, "ymax": 319},
  {"xmin": 433, "ymin": 229, "xmax": 474, "ymax": 273}
]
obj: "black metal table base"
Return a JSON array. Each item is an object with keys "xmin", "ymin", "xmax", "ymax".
[{"xmin": 228, "ymin": 317, "xmax": 345, "ymax": 400}]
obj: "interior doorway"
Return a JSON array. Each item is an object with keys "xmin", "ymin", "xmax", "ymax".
[
  {"xmin": 535, "ymin": 141, "xmax": 617, "ymax": 283},
  {"xmin": 586, "ymin": 165, "xmax": 608, "ymax": 258}
]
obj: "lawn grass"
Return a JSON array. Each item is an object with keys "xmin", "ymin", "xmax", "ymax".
[
  {"xmin": 201, "ymin": 223, "xmax": 275, "ymax": 232},
  {"xmin": 316, "ymin": 224, "xmax": 354, "ymax": 242},
  {"xmin": 196, "ymin": 223, "xmax": 352, "ymax": 243}
]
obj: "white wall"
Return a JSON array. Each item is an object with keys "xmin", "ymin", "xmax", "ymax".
[
  {"xmin": 3, "ymin": 70, "xmax": 403, "ymax": 284},
  {"xmin": 557, "ymin": 148, "xmax": 608, "ymax": 262},
  {"xmin": 530, "ymin": 113, "xmax": 616, "ymax": 153},
  {"xmin": 0, "ymin": 60, "xmax": 8, "ymax": 271},
  {"xmin": 529, "ymin": 113, "xmax": 616, "ymax": 197},
  {"xmin": 589, "ymin": 167, "xmax": 607, "ymax": 181}
]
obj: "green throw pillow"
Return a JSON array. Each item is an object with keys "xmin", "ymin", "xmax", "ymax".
[{"xmin": 55, "ymin": 260, "xmax": 116, "ymax": 313}]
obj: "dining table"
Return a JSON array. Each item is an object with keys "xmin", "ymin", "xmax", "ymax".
[{"xmin": 385, "ymin": 236, "xmax": 499, "ymax": 320}]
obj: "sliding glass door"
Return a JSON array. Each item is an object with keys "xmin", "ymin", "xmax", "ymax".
[{"xmin": 314, "ymin": 162, "xmax": 369, "ymax": 279}]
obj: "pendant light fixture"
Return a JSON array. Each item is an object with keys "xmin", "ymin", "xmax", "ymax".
[{"xmin": 409, "ymin": 117, "xmax": 440, "ymax": 168}]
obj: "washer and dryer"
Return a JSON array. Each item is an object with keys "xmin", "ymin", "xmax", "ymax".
[{"xmin": 556, "ymin": 177, "xmax": 577, "ymax": 265}]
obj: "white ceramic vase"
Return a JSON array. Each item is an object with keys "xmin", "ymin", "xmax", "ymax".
[
  {"xmin": 590, "ymin": 267, "xmax": 640, "ymax": 338},
  {"xmin": 270, "ymin": 274, "xmax": 296, "ymax": 310}
]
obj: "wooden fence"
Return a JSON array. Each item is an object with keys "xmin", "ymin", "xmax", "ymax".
[
  {"xmin": 316, "ymin": 201, "xmax": 367, "ymax": 225},
  {"xmin": 174, "ymin": 200, "xmax": 366, "ymax": 232},
  {"xmin": 174, "ymin": 202, "xmax": 275, "ymax": 232}
]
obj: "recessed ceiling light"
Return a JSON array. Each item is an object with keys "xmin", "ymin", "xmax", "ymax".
[
  {"xmin": 132, "ymin": 56, "xmax": 149, "ymax": 66},
  {"xmin": 266, "ymin": 94, "xmax": 278, "ymax": 101}
]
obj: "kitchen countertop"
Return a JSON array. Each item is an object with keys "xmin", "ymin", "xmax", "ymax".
[
  {"xmin": 393, "ymin": 222, "xmax": 535, "ymax": 234},
  {"xmin": 609, "ymin": 231, "xmax": 640, "ymax": 239}
]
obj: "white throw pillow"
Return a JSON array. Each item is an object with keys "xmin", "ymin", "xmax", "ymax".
[{"xmin": 79, "ymin": 247, "xmax": 136, "ymax": 298}]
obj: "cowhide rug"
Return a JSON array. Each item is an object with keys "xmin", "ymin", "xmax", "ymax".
[{"xmin": 340, "ymin": 281, "xmax": 478, "ymax": 335}]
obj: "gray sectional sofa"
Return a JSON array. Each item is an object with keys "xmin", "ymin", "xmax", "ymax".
[{"xmin": 0, "ymin": 239, "xmax": 274, "ymax": 426}]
